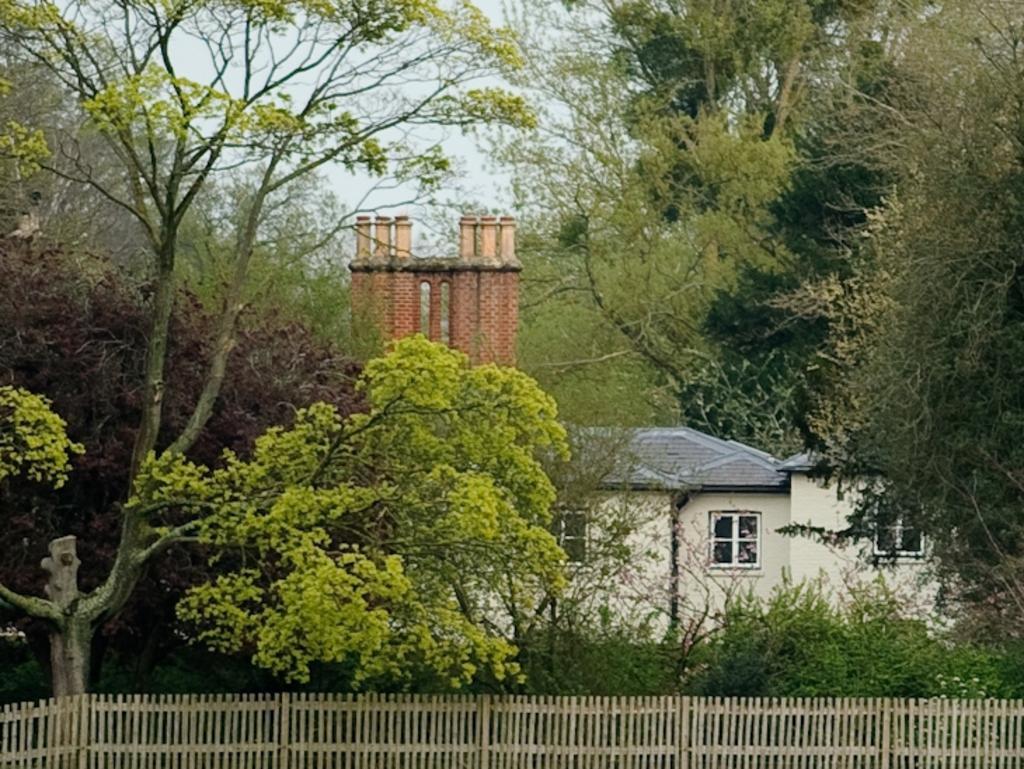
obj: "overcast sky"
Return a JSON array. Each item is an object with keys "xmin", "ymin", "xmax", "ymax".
[{"xmin": 323, "ymin": 0, "xmax": 517, "ymax": 239}]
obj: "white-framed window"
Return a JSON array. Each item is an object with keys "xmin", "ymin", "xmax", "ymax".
[
  {"xmin": 556, "ymin": 510, "xmax": 588, "ymax": 563},
  {"xmin": 710, "ymin": 511, "xmax": 761, "ymax": 569},
  {"xmin": 874, "ymin": 517, "xmax": 924, "ymax": 557}
]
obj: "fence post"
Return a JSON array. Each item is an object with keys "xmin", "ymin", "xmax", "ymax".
[
  {"xmin": 75, "ymin": 694, "xmax": 90, "ymax": 769},
  {"xmin": 879, "ymin": 698, "xmax": 891, "ymax": 769},
  {"xmin": 477, "ymin": 695, "xmax": 492, "ymax": 769},
  {"xmin": 277, "ymin": 692, "xmax": 292, "ymax": 769},
  {"xmin": 677, "ymin": 696, "xmax": 690, "ymax": 769}
]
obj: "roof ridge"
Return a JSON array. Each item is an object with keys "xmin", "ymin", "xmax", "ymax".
[
  {"xmin": 672, "ymin": 426, "xmax": 745, "ymax": 454},
  {"xmin": 725, "ymin": 438, "xmax": 780, "ymax": 463},
  {"xmin": 696, "ymin": 452, "xmax": 784, "ymax": 475},
  {"xmin": 589, "ymin": 425, "xmax": 791, "ymax": 491},
  {"xmin": 625, "ymin": 426, "xmax": 782, "ymax": 465}
]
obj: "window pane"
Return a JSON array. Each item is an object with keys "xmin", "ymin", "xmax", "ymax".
[
  {"xmin": 899, "ymin": 527, "xmax": 923, "ymax": 554},
  {"xmin": 876, "ymin": 526, "xmax": 897, "ymax": 552},
  {"xmin": 712, "ymin": 541, "xmax": 733, "ymax": 564},
  {"xmin": 419, "ymin": 281, "xmax": 431, "ymax": 335},
  {"xmin": 564, "ymin": 536, "xmax": 586, "ymax": 563},
  {"xmin": 739, "ymin": 515, "xmax": 758, "ymax": 538},
  {"xmin": 713, "ymin": 514, "xmax": 733, "ymax": 539},
  {"xmin": 439, "ymin": 282, "xmax": 450, "ymax": 344},
  {"xmin": 738, "ymin": 541, "xmax": 758, "ymax": 565},
  {"xmin": 564, "ymin": 511, "xmax": 586, "ymax": 540}
]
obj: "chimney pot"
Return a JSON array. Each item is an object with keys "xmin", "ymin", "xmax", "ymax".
[
  {"xmin": 480, "ymin": 216, "xmax": 498, "ymax": 264},
  {"xmin": 355, "ymin": 216, "xmax": 372, "ymax": 260},
  {"xmin": 499, "ymin": 216, "xmax": 516, "ymax": 265},
  {"xmin": 374, "ymin": 216, "xmax": 392, "ymax": 261},
  {"xmin": 459, "ymin": 215, "xmax": 477, "ymax": 259},
  {"xmin": 394, "ymin": 215, "xmax": 412, "ymax": 259}
]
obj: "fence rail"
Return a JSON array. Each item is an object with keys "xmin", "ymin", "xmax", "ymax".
[{"xmin": 3, "ymin": 693, "xmax": 1024, "ymax": 768}]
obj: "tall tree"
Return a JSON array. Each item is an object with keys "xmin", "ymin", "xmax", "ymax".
[
  {"xmin": 801, "ymin": 1, "xmax": 1024, "ymax": 635},
  {"xmin": 3, "ymin": 337, "xmax": 569, "ymax": 690},
  {"xmin": 501, "ymin": 0, "xmax": 914, "ymax": 451},
  {"xmin": 0, "ymin": 238, "xmax": 360, "ymax": 687},
  {"xmin": 0, "ymin": 0, "xmax": 533, "ymax": 694}
]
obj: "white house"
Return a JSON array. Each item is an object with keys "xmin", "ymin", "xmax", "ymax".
[{"xmin": 563, "ymin": 427, "xmax": 936, "ymax": 630}]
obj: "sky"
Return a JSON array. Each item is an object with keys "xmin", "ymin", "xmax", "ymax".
[
  {"xmin": 322, "ymin": 0, "xmax": 518, "ymax": 241},
  {"xmin": 164, "ymin": 0, "xmax": 522, "ymax": 253}
]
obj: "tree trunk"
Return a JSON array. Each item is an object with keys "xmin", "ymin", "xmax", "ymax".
[
  {"xmin": 41, "ymin": 536, "xmax": 92, "ymax": 697},
  {"xmin": 50, "ymin": 615, "xmax": 92, "ymax": 697}
]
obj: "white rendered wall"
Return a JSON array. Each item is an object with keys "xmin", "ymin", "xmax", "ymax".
[
  {"xmin": 787, "ymin": 473, "xmax": 863, "ymax": 586},
  {"xmin": 585, "ymin": 479, "xmax": 938, "ymax": 634},
  {"xmin": 572, "ymin": 491, "xmax": 676, "ymax": 630},
  {"xmin": 580, "ymin": 489, "xmax": 792, "ymax": 630},
  {"xmin": 675, "ymin": 491, "xmax": 791, "ymax": 617},
  {"xmin": 787, "ymin": 473, "xmax": 936, "ymax": 611}
]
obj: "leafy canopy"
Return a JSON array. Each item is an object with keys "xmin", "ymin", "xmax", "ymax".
[
  {"xmin": 502, "ymin": 0, "xmax": 913, "ymax": 452},
  {"xmin": 0, "ymin": 0, "xmax": 532, "ymax": 176},
  {"xmin": 803, "ymin": 0, "xmax": 1024, "ymax": 635},
  {"xmin": 0, "ymin": 386, "xmax": 83, "ymax": 489},
  {"xmin": 124, "ymin": 336, "xmax": 570, "ymax": 685}
]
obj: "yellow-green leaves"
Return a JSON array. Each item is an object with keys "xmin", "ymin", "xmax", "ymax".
[
  {"xmin": 0, "ymin": 120, "xmax": 49, "ymax": 174},
  {"xmin": 428, "ymin": 0, "xmax": 522, "ymax": 66},
  {"xmin": 167, "ymin": 337, "xmax": 569, "ymax": 686},
  {"xmin": 2, "ymin": 0, "xmax": 533, "ymax": 215},
  {"xmin": 457, "ymin": 89, "xmax": 536, "ymax": 129},
  {"xmin": 0, "ymin": 387, "xmax": 83, "ymax": 488},
  {"xmin": 1, "ymin": 0, "xmax": 534, "ymax": 257},
  {"xmin": 0, "ymin": 75, "xmax": 47, "ymax": 173},
  {"xmin": 130, "ymin": 450, "xmax": 210, "ymax": 509},
  {"xmin": 361, "ymin": 335, "xmax": 464, "ymax": 404},
  {"xmin": 84, "ymin": 68, "xmax": 242, "ymax": 142},
  {"xmin": 178, "ymin": 549, "xmax": 412, "ymax": 682}
]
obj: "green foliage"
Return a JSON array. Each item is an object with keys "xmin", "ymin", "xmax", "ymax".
[
  {"xmin": 0, "ymin": 636, "xmax": 49, "ymax": 705},
  {"xmin": 804, "ymin": 0, "xmax": 1024, "ymax": 634},
  {"xmin": 174, "ymin": 171, "xmax": 357, "ymax": 347},
  {"xmin": 0, "ymin": 386, "xmax": 83, "ymax": 488},
  {"xmin": 0, "ymin": 0, "xmax": 533, "ymax": 200},
  {"xmin": 503, "ymin": 53, "xmax": 797, "ymax": 433},
  {"xmin": 517, "ymin": 610, "xmax": 677, "ymax": 695},
  {"xmin": 0, "ymin": 70, "xmax": 49, "ymax": 172},
  {"xmin": 126, "ymin": 337, "xmax": 568, "ymax": 687},
  {"xmin": 0, "ymin": 117, "xmax": 48, "ymax": 174},
  {"xmin": 499, "ymin": 0, "xmax": 908, "ymax": 452},
  {"xmin": 687, "ymin": 579, "xmax": 1014, "ymax": 698}
]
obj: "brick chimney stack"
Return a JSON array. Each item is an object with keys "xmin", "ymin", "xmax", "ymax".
[{"xmin": 349, "ymin": 214, "xmax": 521, "ymax": 365}]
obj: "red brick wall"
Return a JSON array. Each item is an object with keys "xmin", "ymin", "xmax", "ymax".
[{"xmin": 351, "ymin": 266, "xmax": 519, "ymax": 365}]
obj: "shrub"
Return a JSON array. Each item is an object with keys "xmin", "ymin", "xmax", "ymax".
[
  {"xmin": 0, "ymin": 635, "xmax": 48, "ymax": 704},
  {"xmin": 515, "ymin": 609, "xmax": 677, "ymax": 695},
  {"xmin": 686, "ymin": 578, "xmax": 1013, "ymax": 698}
]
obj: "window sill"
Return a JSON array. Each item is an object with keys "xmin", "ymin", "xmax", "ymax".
[
  {"xmin": 872, "ymin": 553, "xmax": 926, "ymax": 565},
  {"xmin": 708, "ymin": 564, "xmax": 763, "ymax": 575}
]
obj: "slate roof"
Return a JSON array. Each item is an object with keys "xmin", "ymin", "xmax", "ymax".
[{"xmin": 597, "ymin": 427, "xmax": 790, "ymax": 492}]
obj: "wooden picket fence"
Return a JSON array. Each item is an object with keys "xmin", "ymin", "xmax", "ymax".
[{"xmin": 3, "ymin": 693, "xmax": 1024, "ymax": 768}]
